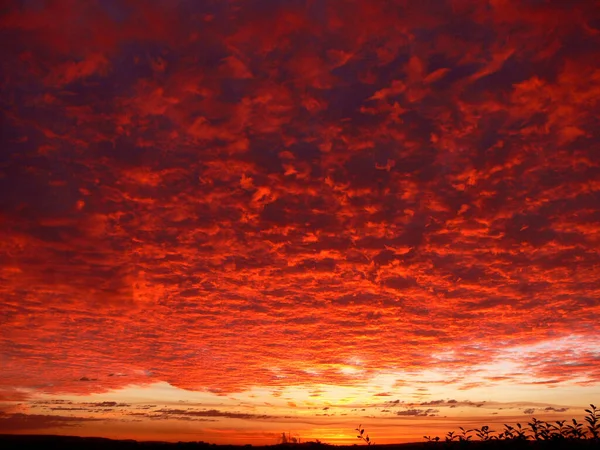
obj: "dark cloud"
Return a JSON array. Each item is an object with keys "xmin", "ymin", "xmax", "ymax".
[
  {"xmin": 420, "ymin": 400, "xmax": 445, "ymax": 406},
  {"xmin": 152, "ymin": 408, "xmax": 280, "ymax": 421},
  {"xmin": 0, "ymin": 412, "xmax": 103, "ymax": 431},
  {"xmin": 544, "ymin": 407, "xmax": 569, "ymax": 413},
  {"xmin": 396, "ymin": 408, "xmax": 439, "ymax": 417}
]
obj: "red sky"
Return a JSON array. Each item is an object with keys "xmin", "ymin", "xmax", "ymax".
[{"xmin": 1, "ymin": 0, "xmax": 600, "ymax": 445}]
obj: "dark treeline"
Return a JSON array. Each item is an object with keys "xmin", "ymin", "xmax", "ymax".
[
  {"xmin": 1, "ymin": 436, "xmax": 600, "ymax": 450},
  {"xmin": 0, "ymin": 435, "xmax": 215, "ymax": 450}
]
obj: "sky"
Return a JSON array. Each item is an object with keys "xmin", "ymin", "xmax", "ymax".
[{"xmin": 1, "ymin": 0, "xmax": 600, "ymax": 445}]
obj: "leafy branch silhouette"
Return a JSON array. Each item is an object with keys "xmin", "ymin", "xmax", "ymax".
[{"xmin": 355, "ymin": 424, "xmax": 374, "ymax": 445}]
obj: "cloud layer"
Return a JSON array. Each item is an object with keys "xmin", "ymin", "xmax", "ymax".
[{"xmin": 1, "ymin": 0, "xmax": 599, "ymax": 406}]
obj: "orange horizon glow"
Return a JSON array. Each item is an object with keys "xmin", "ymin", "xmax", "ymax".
[
  {"xmin": 1, "ymin": 0, "xmax": 600, "ymax": 445},
  {"xmin": 3, "ymin": 381, "xmax": 598, "ymax": 445}
]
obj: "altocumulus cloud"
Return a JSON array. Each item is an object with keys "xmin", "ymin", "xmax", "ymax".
[{"xmin": 0, "ymin": 0, "xmax": 599, "ymax": 400}]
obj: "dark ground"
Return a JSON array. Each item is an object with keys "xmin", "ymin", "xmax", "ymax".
[{"xmin": 1, "ymin": 435, "xmax": 598, "ymax": 450}]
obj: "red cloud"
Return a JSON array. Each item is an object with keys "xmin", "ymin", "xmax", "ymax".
[{"xmin": 0, "ymin": 0, "xmax": 599, "ymax": 403}]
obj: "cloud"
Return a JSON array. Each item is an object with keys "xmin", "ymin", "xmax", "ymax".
[
  {"xmin": 151, "ymin": 409, "xmax": 281, "ymax": 421},
  {"xmin": 420, "ymin": 400, "xmax": 445, "ymax": 406},
  {"xmin": 0, "ymin": 0, "xmax": 599, "ymax": 405},
  {"xmin": 543, "ymin": 407, "xmax": 569, "ymax": 413},
  {"xmin": 0, "ymin": 412, "xmax": 103, "ymax": 431},
  {"xmin": 396, "ymin": 409, "xmax": 439, "ymax": 417}
]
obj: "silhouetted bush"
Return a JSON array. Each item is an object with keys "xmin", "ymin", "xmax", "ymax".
[{"xmin": 422, "ymin": 404, "xmax": 600, "ymax": 446}]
